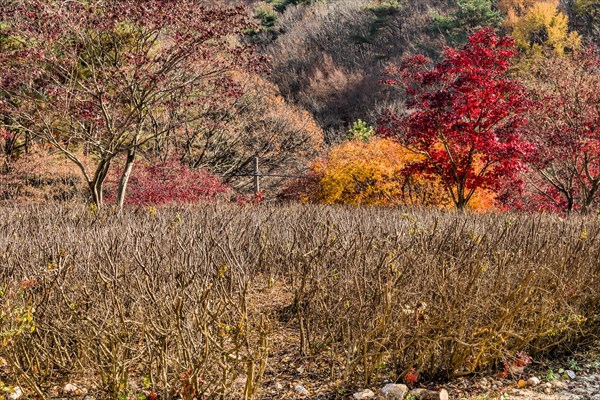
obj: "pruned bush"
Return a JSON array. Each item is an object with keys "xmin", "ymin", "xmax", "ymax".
[
  {"xmin": 268, "ymin": 208, "xmax": 599, "ymax": 384},
  {"xmin": 0, "ymin": 205, "xmax": 598, "ymax": 398},
  {"xmin": 0, "ymin": 205, "xmax": 270, "ymax": 399}
]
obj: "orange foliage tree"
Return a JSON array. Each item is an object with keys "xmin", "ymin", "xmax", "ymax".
[{"xmin": 301, "ymin": 137, "xmax": 452, "ymax": 207}]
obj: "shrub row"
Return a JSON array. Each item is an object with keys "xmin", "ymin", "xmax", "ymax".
[{"xmin": 0, "ymin": 205, "xmax": 598, "ymax": 399}]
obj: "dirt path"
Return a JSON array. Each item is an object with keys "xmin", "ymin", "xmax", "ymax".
[
  {"xmin": 453, "ymin": 374, "xmax": 599, "ymax": 400},
  {"xmin": 453, "ymin": 362, "xmax": 600, "ymax": 400}
]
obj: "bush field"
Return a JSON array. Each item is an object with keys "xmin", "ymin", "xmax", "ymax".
[{"xmin": 0, "ymin": 205, "xmax": 599, "ymax": 399}]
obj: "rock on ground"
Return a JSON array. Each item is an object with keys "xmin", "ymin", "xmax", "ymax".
[
  {"xmin": 353, "ymin": 389, "xmax": 376, "ymax": 399},
  {"xmin": 381, "ymin": 383, "xmax": 409, "ymax": 399}
]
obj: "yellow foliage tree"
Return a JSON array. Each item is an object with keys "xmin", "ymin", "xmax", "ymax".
[
  {"xmin": 308, "ymin": 138, "xmax": 452, "ymax": 207},
  {"xmin": 501, "ymin": 0, "xmax": 581, "ymax": 55},
  {"xmin": 499, "ymin": 0, "xmax": 546, "ymax": 23}
]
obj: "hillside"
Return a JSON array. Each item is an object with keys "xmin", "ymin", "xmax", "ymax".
[{"xmin": 248, "ymin": 0, "xmax": 599, "ymax": 138}]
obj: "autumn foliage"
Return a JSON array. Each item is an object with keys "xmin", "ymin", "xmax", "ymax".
[
  {"xmin": 287, "ymin": 135, "xmax": 497, "ymax": 210},
  {"xmin": 503, "ymin": 0, "xmax": 581, "ymax": 55},
  {"xmin": 516, "ymin": 49, "xmax": 600, "ymax": 213},
  {"xmin": 193, "ymin": 72, "xmax": 323, "ymax": 186},
  {"xmin": 1, "ymin": 1, "xmax": 599, "ymax": 213},
  {"xmin": 2, "ymin": 1, "xmax": 600, "ymax": 397},
  {"xmin": 0, "ymin": 0, "xmax": 261, "ymax": 208},
  {"xmin": 304, "ymin": 138, "xmax": 451, "ymax": 207},
  {"xmin": 378, "ymin": 28, "xmax": 532, "ymax": 210},
  {"xmin": 105, "ymin": 156, "xmax": 230, "ymax": 206}
]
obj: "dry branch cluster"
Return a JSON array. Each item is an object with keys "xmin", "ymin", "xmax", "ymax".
[{"xmin": 0, "ymin": 205, "xmax": 599, "ymax": 399}]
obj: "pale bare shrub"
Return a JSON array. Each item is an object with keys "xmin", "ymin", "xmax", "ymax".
[{"xmin": 0, "ymin": 204, "xmax": 598, "ymax": 398}]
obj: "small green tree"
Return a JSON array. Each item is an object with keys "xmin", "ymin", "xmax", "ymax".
[
  {"xmin": 347, "ymin": 119, "xmax": 375, "ymax": 142},
  {"xmin": 254, "ymin": 6, "xmax": 278, "ymax": 31},
  {"xmin": 362, "ymin": 0, "xmax": 404, "ymax": 45}
]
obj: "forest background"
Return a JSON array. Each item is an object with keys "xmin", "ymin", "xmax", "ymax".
[{"xmin": 1, "ymin": 0, "xmax": 599, "ymax": 212}]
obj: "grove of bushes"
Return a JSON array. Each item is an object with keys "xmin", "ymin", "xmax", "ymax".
[{"xmin": 0, "ymin": 205, "xmax": 598, "ymax": 398}]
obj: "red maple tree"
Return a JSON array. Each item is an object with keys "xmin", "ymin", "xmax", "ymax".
[
  {"xmin": 520, "ymin": 48, "xmax": 600, "ymax": 214},
  {"xmin": 377, "ymin": 28, "xmax": 533, "ymax": 210}
]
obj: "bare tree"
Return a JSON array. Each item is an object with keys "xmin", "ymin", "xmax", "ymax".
[{"xmin": 0, "ymin": 0, "xmax": 260, "ymax": 208}]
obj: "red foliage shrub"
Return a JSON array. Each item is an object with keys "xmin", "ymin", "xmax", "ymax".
[
  {"xmin": 405, "ymin": 368, "xmax": 419, "ymax": 386},
  {"xmin": 105, "ymin": 157, "xmax": 230, "ymax": 206}
]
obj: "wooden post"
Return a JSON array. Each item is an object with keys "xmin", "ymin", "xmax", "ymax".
[{"xmin": 253, "ymin": 156, "xmax": 260, "ymax": 195}]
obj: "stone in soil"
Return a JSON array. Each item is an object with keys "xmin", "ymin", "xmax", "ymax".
[
  {"xmin": 381, "ymin": 383, "xmax": 409, "ymax": 399},
  {"xmin": 409, "ymin": 388, "xmax": 449, "ymax": 400},
  {"xmin": 554, "ymin": 380, "xmax": 568, "ymax": 389},
  {"xmin": 294, "ymin": 384, "xmax": 309, "ymax": 396},
  {"xmin": 479, "ymin": 377, "xmax": 491, "ymax": 389},
  {"xmin": 527, "ymin": 377, "xmax": 541, "ymax": 386},
  {"xmin": 63, "ymin": 383, "xmax": 86, "ymax": 395},
  {"xmin": 6, "ymin": 387, "xmax": 23, "ymax": 400},
  {"xmin": 353, "ymin": 389, "xmax": 376, "ymax": 399}
]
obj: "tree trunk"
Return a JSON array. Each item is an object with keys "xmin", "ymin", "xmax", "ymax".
[
  {"xmin": 88, "ymin": 159, "xmax": 111, "ymax": 207},
  {"xmin": 456, "ymin": 195, "xmax": 468, "ymax": 211},
  {"xmin": 117, "ymin": 149, "xmax": 136, "ymax": 211},
  {"xmin": 582, "ymin": 180, "xmax": 600, "ymax": 214},
  {"xmin": 566, "ymin": 196, "xmax": 574, "ymax": 214},
  {"xmin": 88, "ymin": 181, "xmax": 100, "ymax": 206},
  {"xmin": 454, "ymin": 182, "xmax": 468, "ymax": 211}
]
